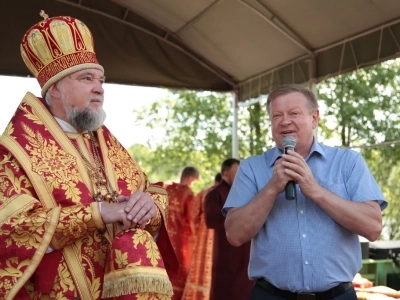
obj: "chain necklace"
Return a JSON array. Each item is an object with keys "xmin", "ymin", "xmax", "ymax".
[{"xmin": 76, "ymin": 131, "xmax": 119, "ymax": 203}]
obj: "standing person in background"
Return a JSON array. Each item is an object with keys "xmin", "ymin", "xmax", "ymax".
[
  {"xmin": 204, "ymin": 159, "xmax": 253, "ymax": 300},
  {"xmin": 0, "ymin": 11, "xmax": 176, "ymax": 300},
  {"xmin": 166, "ymin": 166, "xmax": 199, "ymax": 300},
  {"xmin": 182, "ymin": 173, "xmax": 222, "ymax": 300},
  {"xmin": 223, "ymin": 84, "xmax": 386, "ymax": 300}
]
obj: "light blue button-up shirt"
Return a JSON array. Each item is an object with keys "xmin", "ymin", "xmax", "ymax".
[{"xmin": 222, "ymin": 140, "xmax": 387, "ymax": 293}]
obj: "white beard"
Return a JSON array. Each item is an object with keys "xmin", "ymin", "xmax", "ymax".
[{"xmin": 60, "ymin": 89, "xmax": 106, "ymax": 131}]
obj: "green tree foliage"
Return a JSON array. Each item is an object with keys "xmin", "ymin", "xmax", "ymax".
[
  {"xmin": 127, "ymin": 144, "xmax": 173, "ymax": 182},
  {"xmin": 317, "ymin": 60, "xmax": 400, "ymax": 240},
  {"xmin": 238, "ymin": 100, "xmax": 272, "ymax": 157},
  {"xmin": 318, "ymin": 61, "xmax": 400, "ymax": 148},
  {"xmin": 383, "ymin": 164, "xmax": 400, "ymax": 240},
  {"xmin": 364, "ymin": 149, "xmax": 400, "ymax": 240},
  {"xmin": 131, "ymin": 90, "xmax": 233, "ymax": 191},
  {"xmin": 131, "ymin": 90, "xmax": 270, "ymax": 191}
]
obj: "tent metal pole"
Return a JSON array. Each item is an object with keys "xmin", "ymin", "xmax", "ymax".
[
  {"xmin": 232, "ymin": 90, "xmax": 239, "ymax": 159},
  {"xmin": 240, "ymin": 54, "xmax": 309, "ymax": 86}
]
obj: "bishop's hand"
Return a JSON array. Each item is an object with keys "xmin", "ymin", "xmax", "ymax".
[{"xmin": 118, "ymin": 192, "xmax": 157, "ymax": 229}]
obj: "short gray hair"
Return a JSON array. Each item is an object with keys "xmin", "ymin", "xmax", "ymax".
[
  {"xmin": 44, "ymin": 91, "xmax": 51, "ymax": 106},
  {"xmin": 266, "ymin": 84, "xmax": 318, "ymax": 114},
  {"xmin": 44, "ymin": 80, "xmax": 63, "ymax": 106}
]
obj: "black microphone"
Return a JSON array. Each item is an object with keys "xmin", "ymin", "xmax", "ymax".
[{"xmin": 282, "ymin": 136, "xmax": 296, "ymax": 200}]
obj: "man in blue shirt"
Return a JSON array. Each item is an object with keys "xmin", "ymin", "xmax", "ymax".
[{"xmin": 223, "ymin": 84, "xmax": 387, "ymax": 300}]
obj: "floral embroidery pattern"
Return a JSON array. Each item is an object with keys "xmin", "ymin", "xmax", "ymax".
[
  {"xmin": 19, "ymin": 101, "xmax": 45, "ymax": 126},
  {"xmin": 21, "ymin": 123, "xmax": 82, "ymax": 202},
  {"xmin": 5, "ymin": 210, "xmax": 49, "ymax": 249},
  {"xmin": 51, "ymin": 205, "xmax": 99, "ymax": 249},
  {"xmin": 106, "ymin": 135, "xmax": 141, "ymax": 192},
  {"xmin": 0, "ymin": 97, "xmax": 171, "ymax": 299},
  {"xmin": 0, "ymin": 154, "xmax": 32, "ymax": 198},
  {"xmin": 137, "ymin": 292, "xmax": 171, "ymax": 300},
  {"xmin": 132, "ymin": 230, "xmax": 161, "ymax": 267},
  {"xmin": 0, "ymin": 258, "xmax": 30, "ymax": 294}
]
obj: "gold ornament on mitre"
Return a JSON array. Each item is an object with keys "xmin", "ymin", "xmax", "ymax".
[{"xmin": 20, "ymin": 11, "xmax": 104, "ymax": 97}]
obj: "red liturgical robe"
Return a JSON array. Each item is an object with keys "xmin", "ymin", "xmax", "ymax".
[
  {"xmin": 182, "ymin": 187, "xmax": 215, "ymax": 300},
  {"xmin": 0, "ymin": 93, "xmax": 177, "ymax": 300},
  {"xmin": 166, "ymin": 182, "xmax": 196, "ymax": 300}
]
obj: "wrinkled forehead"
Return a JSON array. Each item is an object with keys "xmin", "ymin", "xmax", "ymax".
[
  {"xmin": 71, "ymin": 68, "xmax": 105, "ymax": 79},
  {"xmin": 269, "ymin": 92, "xmax": 309, "ymax": 110}
]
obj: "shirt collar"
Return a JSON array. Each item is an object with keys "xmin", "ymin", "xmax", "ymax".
[{"xmin": 267, "ymin": 138, "xmax": 326, "ymax": 167}]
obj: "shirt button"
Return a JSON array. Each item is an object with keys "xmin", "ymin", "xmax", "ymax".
[
  {"xmin": 305, "ymin": 260, "xmax": 309, "ymax": 264},
  {"xmin": 302, "ymin": 234, "xmax": 306, "ymax": 238},
  {"xmin": 300, "ymin": 210, "xmax": 304, "ymax": 214}
]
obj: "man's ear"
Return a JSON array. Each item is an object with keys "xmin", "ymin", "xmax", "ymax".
[
  {"xmin": 47, "ymin": 83, "xmax": 61, "ymax": 99},
  {"xmin": 312, "ymin": 109, "xmax": 320, "ymax": 129}
]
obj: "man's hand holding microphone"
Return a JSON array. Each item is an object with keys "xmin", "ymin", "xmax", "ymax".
[{"xmin": 274, "ymin": 136, "xmax": 320, "ymax": 201}]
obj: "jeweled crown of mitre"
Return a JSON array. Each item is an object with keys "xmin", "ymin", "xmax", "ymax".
[{"xmin": 20, "ymin": 10, "xmax": 104, "ymax": 97}]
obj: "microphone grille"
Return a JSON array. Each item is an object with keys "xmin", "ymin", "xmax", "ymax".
[{"xmin": 282, "ymin": 136, "xmax": 296, "ymax": 148}]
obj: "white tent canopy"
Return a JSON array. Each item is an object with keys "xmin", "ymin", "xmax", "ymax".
[
  {"xmin": 2, "ymin": 0, "xmax": 400, "ymax": 156},
  {"xmin": 2, "ymin": 0, "xmax": 400, "ymax": 102}
]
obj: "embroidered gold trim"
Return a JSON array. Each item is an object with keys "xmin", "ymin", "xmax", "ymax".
[{"xmin": 6, "ymin": 204, "xmax": 61, "ymax": 300}]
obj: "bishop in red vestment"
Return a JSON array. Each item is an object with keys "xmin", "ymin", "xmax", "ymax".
[{"xmin": 0, "ymin": 12, "xmax": 177, "ymax": 300}]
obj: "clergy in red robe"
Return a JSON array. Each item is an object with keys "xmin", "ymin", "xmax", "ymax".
[
  {"xmin": 182, "ymin": 173, "xmax": 222, "ymax": 300},
  {"xmin": 204, "ymin": 159, "xmax": 253, "ymax": 300},
  {"xmin": 166, "ymin": 166, "xmax": 199, "ymax": 300},
  {"xmin": 0, "ymin": 12, "xmax": 176, "ymax": 300}
]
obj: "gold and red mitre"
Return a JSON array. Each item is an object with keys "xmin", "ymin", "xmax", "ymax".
[{"xmin": 20, "ymin": 10, "xmax": 104, "ymax": 97}]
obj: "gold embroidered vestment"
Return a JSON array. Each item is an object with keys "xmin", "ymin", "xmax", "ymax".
[{"xmin": 0, "ymin": 93, "xmax": 175, "ymax": 300}]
